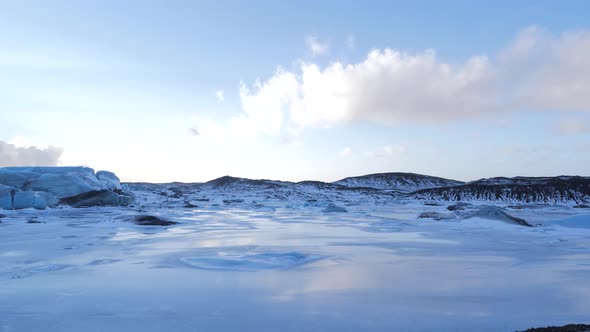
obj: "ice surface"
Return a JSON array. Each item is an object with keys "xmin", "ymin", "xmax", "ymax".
[
  {"xmin": 180, "ymin": 252, "xmax": 326, "ymax": 271},
  {"xmin": 2, "ymin": 175, "xmax": 590, "ymax": 331},
  {"xmin": 1, "ymin": 202, "xmax": 590, "ymax": 331}
]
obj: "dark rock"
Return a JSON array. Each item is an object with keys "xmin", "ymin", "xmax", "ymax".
[
  {"xmin": 517, "ymin": 324, "xmax": 590, "ymax": 332},
  {"xmin": 27, "ymin": 219, "xmax": 44, "ymax": 224},
  {"xmin": 60, "ymin": 190, "xmax": 133, "ymax": 208},
  {"xmin": 447, "ymin": 204, "xmax": 465, "ymax": 211},
  {"xmin": 132, "ymin": 215, "xmax": 178, "ymax": 226},
  {"xmin": 183, "ymin": 203, "xmax": 198, "ymax": 208},
  {"xmin": 573, "ymin": 204, "xmax": 590, "ymax": 208},
  {"xmin": 447, "ymin": 202, "xmax": 472, "ymax": 211},
  {"xmin": 424, "ymin": 202, "xmax": 443, "ymax": 206},
  {"xmin": 0, "ymin": 214, "xmax": 6, "ymax": 218},
  {"xmin": 418, "ymin": 212, "xmax": 454, "ymax": 220},
  {"xmin": 223, "ymin": 199, "xmax": 244, "ymax": 204},
  {"xmin": 507, "ymin": 205, "xmax": 528, "ymax": 209},
  {"xmin": 194, "ymin": 198, "xmax": 210, "ymax": 202}
]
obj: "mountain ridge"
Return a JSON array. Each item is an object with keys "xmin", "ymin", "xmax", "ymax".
[{"xmin": 127, "ymin": 173, "xmax": 590, "ymax": 205}]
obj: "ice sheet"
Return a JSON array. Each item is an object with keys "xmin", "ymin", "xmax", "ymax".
[{"xmin": 1, "ymin": 205, "xmax": 589, "ymax": 331}]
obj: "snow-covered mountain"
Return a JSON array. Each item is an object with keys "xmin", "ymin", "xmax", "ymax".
[
  {"xmin": 333, "ymin": 172, "xmax": 464, "ymax": 192},
  {"xmin": 2, "ymin": 167, "xmax": 590, "ymax": 210},
  {"xmin": 203, "ymin": 175, "xmax": 288, "ymax": 191},
  {"xmin": 129, "ymin": 175, "xmax": 394, "ymax": 211},
  {"xmin": 128, "ymin": 174, "xmax": 590, "ymax": 208},
  {"xmin": 412, "ymin": 176, "xmax": 590, "ymax": 204}
]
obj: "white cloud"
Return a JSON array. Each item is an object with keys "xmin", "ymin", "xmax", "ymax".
[
  {"xmin": 305, "ymin": 36, "xmax": 329, "ymax": 56},
  {"xmin": 240, "ymin": 48, "xmax": 495, "ymax": 130},
  {"xmin": 503, "ymin": 27, "xmax": 590, "ymax": 111},
  {"xmin": 235, "ymin": 26, "xmax": 590, "ymax": 136},
  {"xmin": 215, "ymin": 90, "xmax": 224, "ymax": 102},
  {"xmin": 0, "ymin": 140, "xmax": 63, "ymax": 167},
  {"xmin": 238, "ymin": 71, "xmax": 299, "ymax": 136}
]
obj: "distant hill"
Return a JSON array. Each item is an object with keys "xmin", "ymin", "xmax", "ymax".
[
  {"xmin": 125, "ymin": 173, "xmax": 590, "ymax": 206},
  {"xmin": 412, "ymin": 176, "xmax": 590, "ymax": 204},
  {"xmin": 333, "ymin": 172, "xmax": 464, "ymax": 192}
]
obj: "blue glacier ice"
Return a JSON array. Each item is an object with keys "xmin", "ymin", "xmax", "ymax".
[{"xmin": 0, "ymin": 167, "xmax": 133, "ymax": 210}]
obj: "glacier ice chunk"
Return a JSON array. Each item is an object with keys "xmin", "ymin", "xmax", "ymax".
[
  {"xmin": 96, "ymin": 171, "xmax": 122, "ymax": 191},
  {"xmin": 13, "ymin": 191, "xmax": 47, "ymax": 210},
  {"xmin": 0, "ymin": 166, "xmax": 133, "ymax": 210},
  {"xmin": 0, "ymin": 184, "xmax": 14, "ymax": 209}
]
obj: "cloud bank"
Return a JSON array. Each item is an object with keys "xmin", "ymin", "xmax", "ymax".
[
  {"xmin": 0, "ymin": 140, "xmax": 63, "ymax": 167},
  {"xmin": 554, "ymin": 117, "xmax": 590, "ymax": 134},
  {"xmin": 236, "ymin": 27, "xmax": 590, "ymax": 136}
]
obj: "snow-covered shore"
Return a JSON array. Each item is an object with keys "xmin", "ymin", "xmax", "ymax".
[{"xmin": 1, "ymin": 168, "xmax": 589, "ymax": 331}]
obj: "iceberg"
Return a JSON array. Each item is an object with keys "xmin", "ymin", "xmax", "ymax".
[{"xmin": 0, "ymin": 166, "xmax": 133, "ymax": 210}]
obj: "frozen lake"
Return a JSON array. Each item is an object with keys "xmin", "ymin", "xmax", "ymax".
[{"xmin": 1, "ymin": 205, "xmax": 590, "ymax": 331}]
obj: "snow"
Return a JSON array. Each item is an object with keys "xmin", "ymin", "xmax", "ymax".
[
  {"xmin": 1, "ymin": 172, "xmax": 590, "ymax": 331},
  {"xmin": 1, "ymin": 199, "xmax": 590, "ymax": 331}
]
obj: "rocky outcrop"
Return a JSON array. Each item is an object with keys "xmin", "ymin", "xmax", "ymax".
[
  {"xmin": 418, "ymin": 211, "xmax": 455, "ymax": 220},
  {"xmin": 131, "ymin": 215, "xmax": 178, "ymax": 226},
  {"xmin": 412, "ymin": 176, "xmax": 590, "ymax": 204},
  {"xmin": 517, "ymin": 324, "xmax": 590, "ymax": 332},
  {"xmin": 0, "ymin": 167, "xmax": 133, "ymax": 210}
]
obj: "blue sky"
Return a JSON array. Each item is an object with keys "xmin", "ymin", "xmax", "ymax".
[{"xmin": 1, "ymin": 0, "xmax": 589, "ymax": 182}]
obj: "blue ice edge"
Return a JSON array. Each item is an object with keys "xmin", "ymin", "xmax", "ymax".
[{"xmin": 179, "ymin": 252, "xmax": 327, "ymax": 271}]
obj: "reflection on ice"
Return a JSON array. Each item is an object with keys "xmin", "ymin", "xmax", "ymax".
[
  {"xmin": 180, "ymin": 252, "xmax": 327, "ymax": 271},
  {"xmin": 0, "ymin": 205, "xmax": 589, "ymax": 331}
]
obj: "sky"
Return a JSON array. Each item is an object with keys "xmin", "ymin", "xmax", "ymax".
[{"xmin": 1, "ymin": 0, "xmax": 589, "ymax": 183}]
